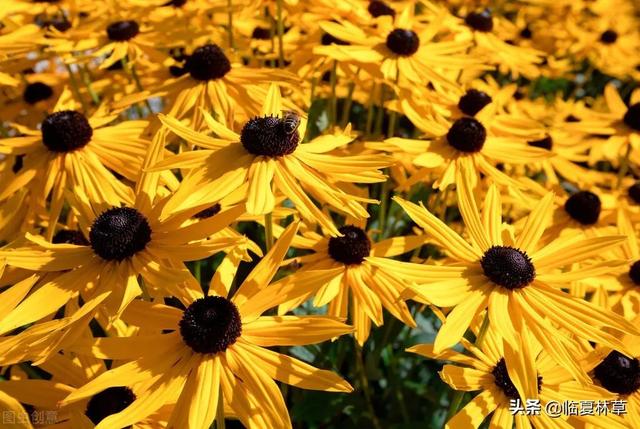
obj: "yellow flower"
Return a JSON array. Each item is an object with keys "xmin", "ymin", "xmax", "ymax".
[
  {"xmin": 59, "ymin": 223, "xmax": 353, "ymax": 429},
  {"xmin": 151, "ymin": 83, "xmax": 392, "ymax": 235},
  {"xmin": 113, "ymin": 43, "xmax": 299, "ymax": 127},
  {"xmin": 582, "ymin": 314, "xmax": 640, "ymax": 428},
  {"xmin": 409, "ymin": 321, "xmax": 620, "ymax": 428},
  {"xmin": 589, "ymin": 84, "xmax": 640, "ymax": 167},
  {"xmin": 378, "ymin": 91, "xmax": 551, "ymax": 192},
  {"xmin": 0, "ymin": 89, "xmax": 152, "ymax": 239},
  {"xmin": 0, "ymin": 132, "xmax": 250, "ymax": 332},
  {"xmin": 317, "ymin": 5, "xmax": 480, "ymax": 89},
  {"xmin": 259, "ymin": 220, "xmax": 427, "ymax": 344},
  {"xmin": 392, "ymin": 165, "xmax": 637, "ymax": 383}
]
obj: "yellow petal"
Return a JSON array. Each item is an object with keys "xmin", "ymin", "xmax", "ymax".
[
  {"xmin": 242, "ymin": 316, "xmax": 353, "ymax": 346},
  {"xmin": 434, "ymin": 288, "xmax": 490, "ymax": 353},
  {"xmin": 234, "ymin": 340, "xmax": 352, "ymax": 392}
]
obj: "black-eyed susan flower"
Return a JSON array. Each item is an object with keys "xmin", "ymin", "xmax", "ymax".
[
  {"xmin": 318, "ymin": 5, "xmax": 480, "ymax": 89},
  {"xmin": 393, "ymin": 167, "xmax": 637, "ymax": 382},
  {"xmin": 257, "ymin": 219, "xmax": 427, "ymax": 344},
  {"xmin": 0, "ymin": 89, "xmax": 151, "ymax": 239},
  {"xmin": 456, "ymin": 6, "xmax": 546, "ymax": 79},
  {"xmin": 410, "ymin": 322, "xmax": 621, "ymax": 428},
  {"xmin": 0, "ymin": 136, "xmax": 251, "ymax": 332},
  {"xmin": 567, "ymin": 11, "xmax": 640, "ymax": 79},
  {"xmin": 583, "ymin": 314, "xmax": 640, "ymax": 428},
  {"xmin": 59, "ymin": 223, "xmax": 353, "ymax": 429},
  {"xmin": 378, "ymin": 94, "xmax": 551, "ymax": 191},
  {"xmin": 113, "ymin": 42, "xmax": 299, "ymax": 126},
  {"xmin": 151, "ymin": 83, "xmax": 392, "ymax": 235},
  {"xmin": 0, "ymin": 344, "xmax": 173, "ymax": 427},
  {"xmin": 589, "ymin": 84, "xmax": 640, "ymax": 168}
]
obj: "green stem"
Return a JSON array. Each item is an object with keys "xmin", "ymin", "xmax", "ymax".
[
  {"xmin": 276, "ymin": 0, "xmax": 285, "ymax": 67},
  {"xmin": 374, "ymin": 84, "xmax": 386, "ymax": 138},
  {"xmin": 64, "ymin": 64, "xmax": 88, "ymax": 113},
  {"xmin": 329, "ymin": 61, "xmax": 338, "ymax": 129},
  {"xmin": 475, "ymin": 313, "xmax": 490, "ymax": 348},
  {"xmin": 227, "ymin": 0, "xmax": 234, "ymax": 50},
  {"xmin": 355, "ymin": 342, "xmax": 382, "ymax": 429},
  {"xmin": 122, "ymin": 57, "xmax": 153, "ymax": 114},
  {"xmin": 445, "ymin": 313, "xmax": 490, "ymax": 424},
  {"xmin": 617, "ymin": 144, "xmax": 632, "ymax": 189},
  {"xmin": 194, "ymin": 260, "xmax": 202, "ymax": 286},
  {"xmin": 309, "ymin": 76, "xmax": 317, "ymax": 106},
  {"xmin": 264, "ymin": 212, "xmax": 274, "ymax": 252},
  {"xmin": 80, "ymin": 65, "xmax": 100, "ymax": 105},
  {"xmin": 365, "ymin": 84, "xmax": 377, "ymax": 137},
  {"xmin": 216, "ymin": 385, "xmax": 225, "ymax": 429},
  {"xmin": 340, "ymin": 77, "xmax": 356, "ymax": 128},
  {"xmin": 377, "ymin": 178, "xmax": 390, "ymax": 240},
  {"xmin": 445, "ymin": 391, "xmax": 465, "ymax": 423}
]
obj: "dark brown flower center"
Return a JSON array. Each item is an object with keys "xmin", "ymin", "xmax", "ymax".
[
  {"xmin": 446, "ymin": 117, "xmax": 486, "ymax": 153},
  {"xmin": 368, "ymin": 0, "xmax": 395, "ymax": 18},
  {"xmin": 240, "ymin": 115, "xmax": 299, "ymax": 157},
  {"xmin": 629, "ymin": 261, "xmax": 640, "ymax": 285},
  {"xmin": 386, "ymin": 29, "xmax": 420, "ymax": 56},
  {"xmin": 41, "ymin": 110, "xmax": 93, "ymax": 153},
  {"xmin": 85, "ymin": 387, "xmax": 136, "ymax": 426},
  {"xmin": 481, "ymin": 246, "xmax": 535, "ymax": 289},
  {"xmin": 465, "ymin": 9, "xmax": 493, "ymax": 32},
  {"xmin": 594, "ymin": 351, "xmax": 640, "ymax": 395},
  {"xmin": 106, "ymin": 20, "xmax": 139, "ymax": 41},
  {"xmin": 328, "ymin": 225, "xmax": 371, "ymax": 265},
  {"xmin": 623, "ymin": 103, "xmax": 640, "ymax": 131},
  {"xmin": 599, "ymin": 29, "xmax": 618, "ymax": 44},
  {"xmin": 628, "ymin": 182, "xmax": 640, "ymax": 204},
  {"xmin": 458, "ymin": 89, "xmax": 492, "ymax": 116},
  {"xmin": 185, "ymin": 44, "xmax": 231, "ymax": 81},
  {"xmin": 90, "ymin": 207, "xmax": 152, "ymax": 261},
  {"xmin": 23, "ymin": 82, "xmax": 53, "ymax": 104},
  {"xmin": 527, "ymin": 135, "xmax": 553, "ymax": 150},
  {"xmin": 564, "ymin": 191, "xmax": 601, "ymax": 225},
  {"xmin": 252, "ymin": 27, "xmax": 272, "ymax": 40},
  {"xmin": 179, "ymin": 296, "xmax": 242, "ymax": 354}
]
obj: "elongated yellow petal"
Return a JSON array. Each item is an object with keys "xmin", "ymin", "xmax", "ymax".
[
  {"xmin": 393, "ymin": 197, "xmax": 481, "ymax": 262},
  {"xmin": 96, "ymin": 354, "xmax": 195, "ymax": 429},
  {"xmin": 434, "ymin": 288, "xmax": 490, "ymax": 353},
  {"xmin": 234, "ymin": 340, "xmax": 352, "ymax": 392},
  {"xmin": 262, "ymin": 83, "xmax": 283, "ymax": 116},
  {"xmin": 242, "ymin": 316, "xmax": 352, "ymax": 346},
  {"xmin": 407, "ymin": 344, "xmax": 491, "ymax": 371},
  {"xmin": 456, "ymin": 159, "xmax": 492, "ymax": 251},
  {"xmin": 514, "ymin": 192, "xmax": 554, "ymax": 253},
  {"xmin": 439, "ymin": 365, "xmax": 493, "ymax": 391},
  {"xmin": 158, "ymin": 114, "xmax": 229, "ymax": 149},
  {"xmin": 225, "ymin": 347, "xmax": 290, "ymax": 429},
  {"xmin": 445, "ymin": 389, "xmax": 500, "ymax": 429},
  {"xmin": 234, "ymin": 221, "xmax": 299, "ymax": 311},
  {"xmin": 533, "ymin": 236, "xmax": 626, "ymax": 270},
  {"xmin": 482, "ymin": 184, "xmax": 502, "ymax": 245},
  {"xmin": 246, "ymin": 157, "xmax": 276, "ymax": 215}
]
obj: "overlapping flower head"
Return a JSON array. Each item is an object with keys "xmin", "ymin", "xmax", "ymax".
[{"xmin": 1, "ymin": 0, "xmax": 640, "ymax": 428}]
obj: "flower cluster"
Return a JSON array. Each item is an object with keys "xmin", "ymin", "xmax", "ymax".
[{"xmin": 0, "ymin": 0, "xmax": 640, "ymax": 428}]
